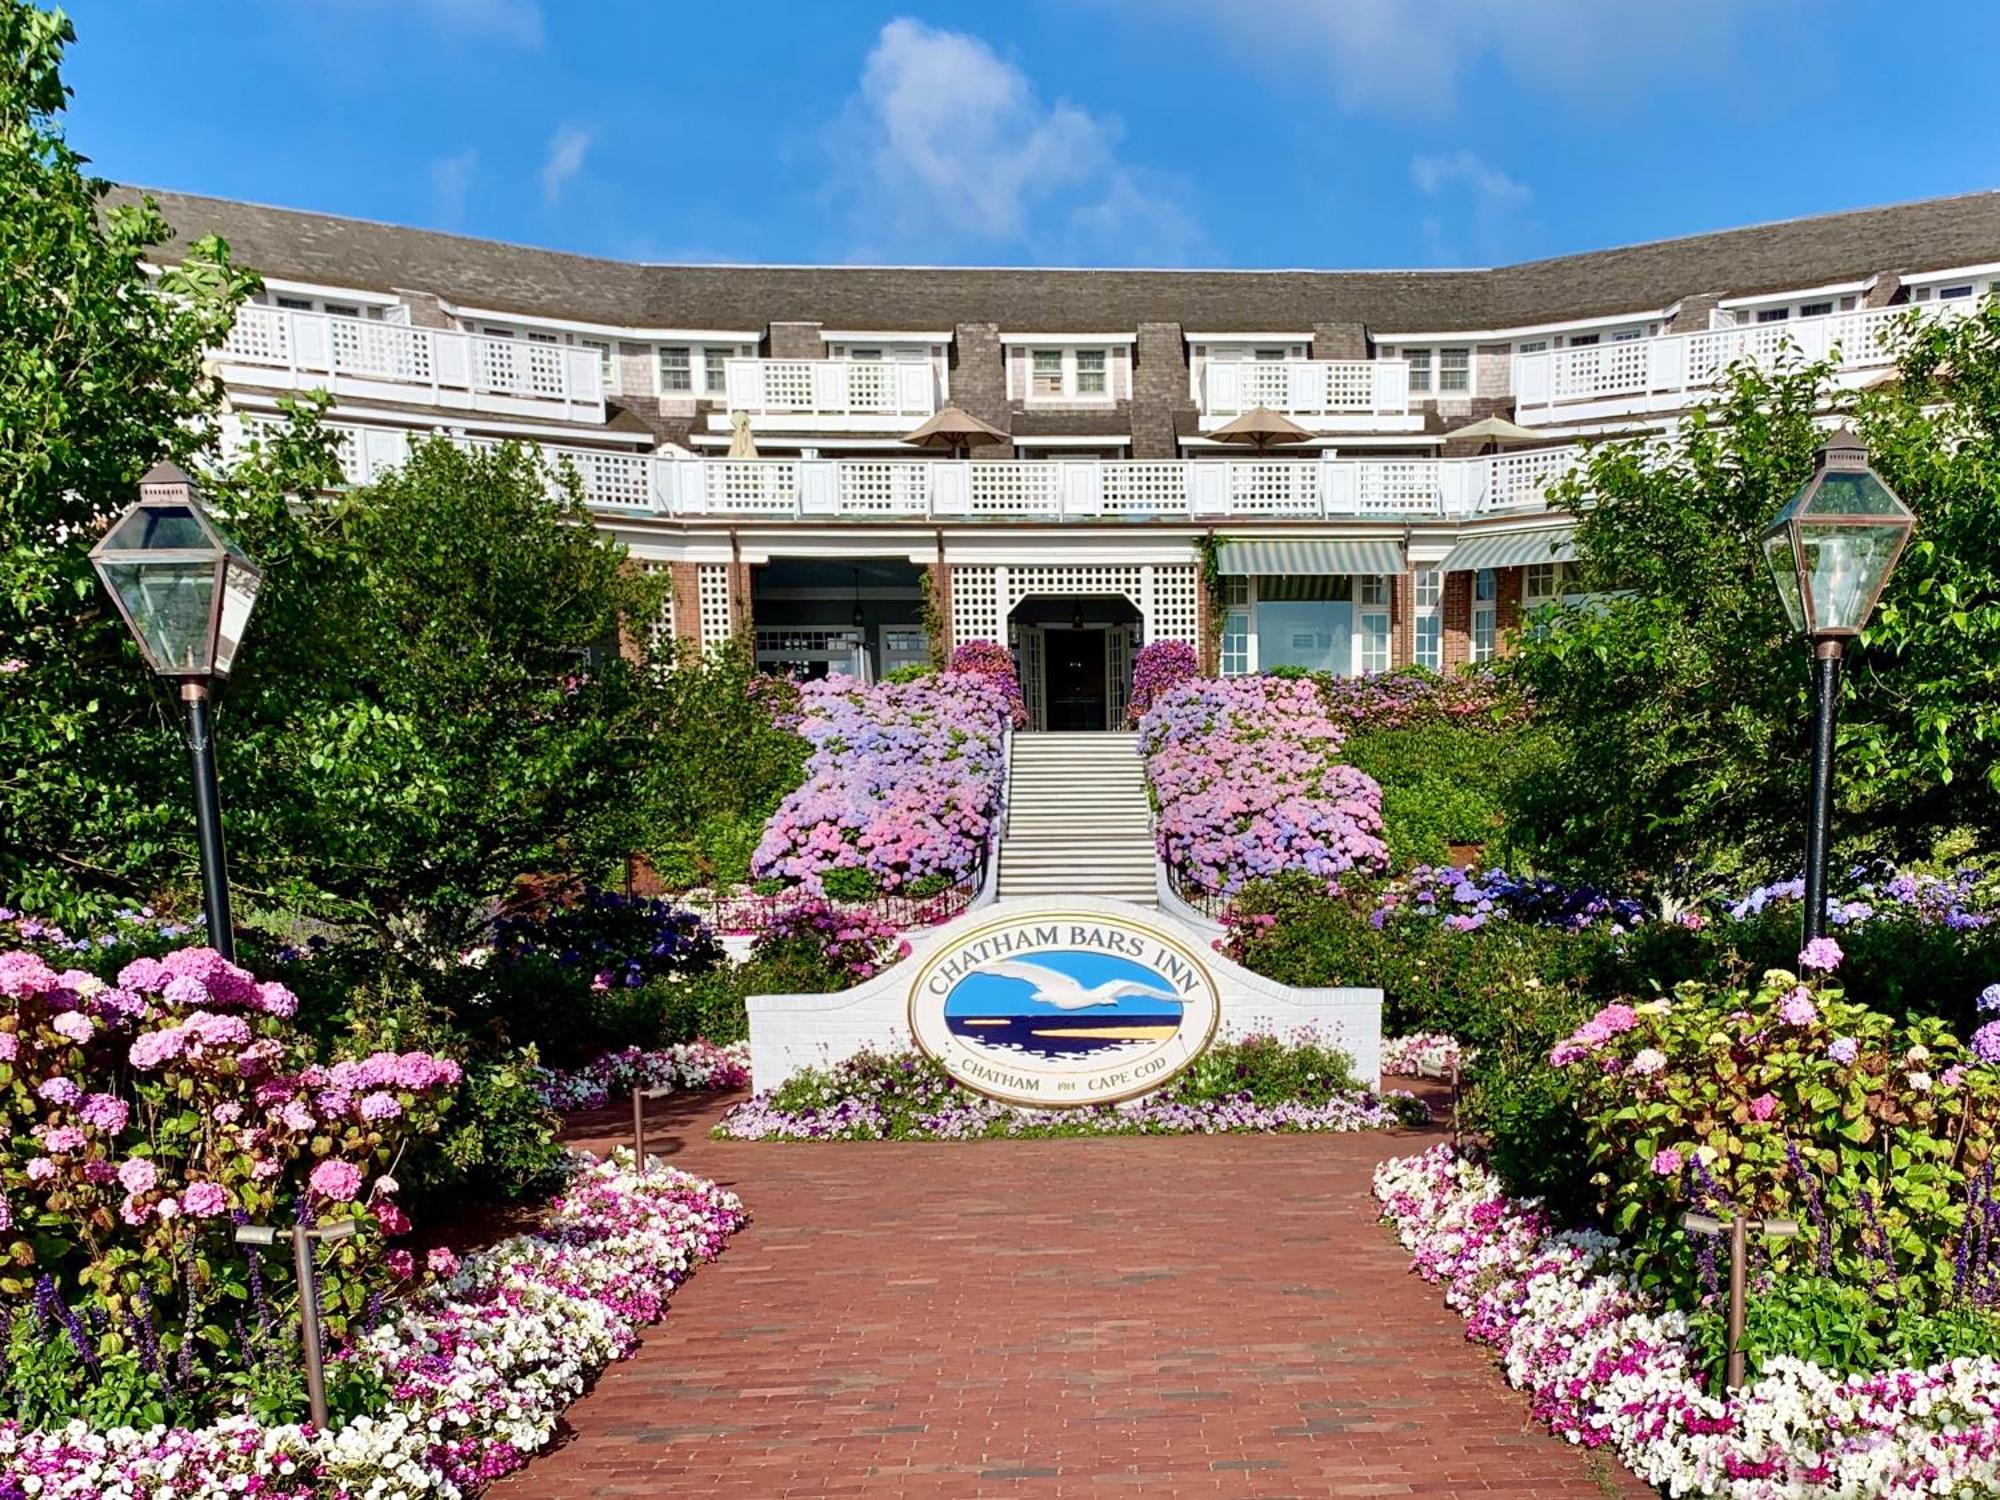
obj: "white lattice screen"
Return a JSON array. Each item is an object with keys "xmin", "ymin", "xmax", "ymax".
[
  {"xmin": 1150, "ymin": 564, "xmax": 1199, "ymax": 646},
  {"xmin": 696, "ymin": 564, "xmax": 733, "ymax": 650},
  {"xmin": 950, "ymin": 566, "xmax": 1001, "ymax": 645},
  {"xmin": 1003, "ymin": 564, "xmax": 1144, "ymax": 619},
  {"xmin": 633, "ymin": 561, "xmax": 675, "ymax": 651}
]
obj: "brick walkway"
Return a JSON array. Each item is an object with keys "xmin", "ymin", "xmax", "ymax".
[{"xmin": 493, "ymin": 1090, "xmax": 1650, "ymax": 1499}]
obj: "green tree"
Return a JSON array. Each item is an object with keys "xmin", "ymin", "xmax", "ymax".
[
  {"xmin": 0, "ymin": 2, "xmax": 254, "ymax": 919},
  {"xmin": 1506, "ymin": 358, "xmax": 1831, "ymax": 906},
  {"xmin": 216, "ymin": 434, "xmax": 667, "ymax": 956},
  {"xmin": 1846, "ymin": 301, "xmax": 2000, "ymax": 839},
  {"xmin": 1510, "ymin": 312, "xmax": 2000, "ymax": 905}
]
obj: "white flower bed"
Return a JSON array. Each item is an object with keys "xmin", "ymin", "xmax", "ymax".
[
  {"xmin": 0, "ymin": 1155, "xmax": 745, "ymax": 1498},
  {"xmin": 1378, "ymin": 1032, "xmax": 1470, "ymax": 1077},
  {"xmin": 1374, "ymin": 1144, "xmax": 2000, "ymax": 1498}
]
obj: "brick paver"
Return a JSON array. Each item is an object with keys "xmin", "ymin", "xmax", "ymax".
[{"xmin": 493, "ymin": 1091, "xmax": 1648, "ymax": 1499}]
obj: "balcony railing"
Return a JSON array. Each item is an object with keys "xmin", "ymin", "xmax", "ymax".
[
  {"xmin": 218, "ymin": 306, "xmax": 605, "ymax": 422},
  {"xmin": 724, "ymin": 358, "xmax": 939, "ymax": 421},
  {"xmin": 1202, "ymin": 359, "xmax": 1411, "ymax": 422},
  {"xmin": 222, "ymin": 419, "xmax": 1582, "ymax": 522},
  {"xmin": 1512, "ymin": 303, "xmax": 1948, "ymax": 426},
  {"xmin": 222, "ymin": 418, "xmax": 659, "ymax": 514}
]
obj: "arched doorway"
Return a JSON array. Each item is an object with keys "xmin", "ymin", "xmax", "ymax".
[{"xmin": 1009, "ymin": 594, "xmax": 1143, "ymax": 731}]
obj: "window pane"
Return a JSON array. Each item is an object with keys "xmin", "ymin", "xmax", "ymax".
[
  {"xmin": 1360, "ymin": 611, "xmax": 1390, "ymax": 673},
  {"xmin": 1439, "ymin": 348, "xmax": 1470, "ymax": 392},
  {"xmin": 1220, "ymin": 608, "xmax": 1251, "ymax": 676},
  {"xmin": 1076, "ymin": 349, "xmax": 1107, "ymax": 394},
  {"xmin": 1567, "ymin": 333, "xmax": 1600, "ymax": 348},
  {"xmin": 1800, "ymin": 302, "xmax": 1833, "ymax": 318},
  {"xmin": 1414, "ymin": 568, "xmax": 1441, "ymax": 608},
  {"xmin": 1756, "ymin": 308, "xmax": 1790, "ymax": 323},
  {"xmin": 704, "ymin": 348, "xmax": 729, "ymax": 393},
  {"xmin": 1414, "ymin": 616, "xmax": 1442, "ymax": 670},
  {"xmin": 659, "ymin": 346, "xmax": 691, "ymax": 391},
  {"xmin": 1406, "ymin": 348, "xmax": 1431, "ymax": 393},
  {"xmin": 1031, "ymin": 349, "xmax": 1064, "ymax": 395},
  {"xmin": 1475, "ymin": 568, "xmax": 1497, "ymax": 602},
  {"xmin": 1258, "ymin": 599, "xmax": 1353, "ymax": 673}
]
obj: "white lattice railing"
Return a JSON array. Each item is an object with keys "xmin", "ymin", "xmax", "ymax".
[
  {"xmin": 1513, "ymin": 302, "xmax": 1954, "ymax": 425},
  {"xmin": 222, "ymin": 419, "xmax": 1583, "ymax": 522},
  {"xmin": 1203, "ymin": 359, "xmax": 1410, "ymax": 417},
  {"xmin": 219, "ymin": 306, "xmax": 604, "ymax": 419},
  {"xmin": 223, "ymin": 418, "xmax": 658, "ymax": 512},
  {"xmin": 724, "ymin": 358, "xmax": 938, "ymax": 418}
]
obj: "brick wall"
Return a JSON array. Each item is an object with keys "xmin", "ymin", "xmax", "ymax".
[
  {"xmin": 768, "ymin": 321, "xmax": 822, "ymax": 360},
  {"xmin": 951, "ymin": 322, "xmax": 1012, "ymax": 455},
  {"xmin": 1311, "ymin": 321, "xmax": 1369, "ymax": 360},
  {"xmin": 1440, "ymin": 569, "xmax": 1472, "ymax": 669},
  {"xmin": 1390, "ymin": 571, "xmax": 1413, "ymax": 669},
  {"xmin": 1493, "ymin": 566, "xmax": 1524, "ymax": 655},
  {"xmin": 1666, "ymin": 293, "xmax": 1721, "ymax": 334},
  {"xmin": 727, "ymin": 559, "xmax": 753, "ymax": 638},
  {"xmin": 1131, "ymin": 322, "xmax": 1190, "ymax": 460},
  {"xmin": 668, "ymin": 562, "xmax": 702, "ymax": 651},
  {"xmin": 394, "ymin": 290, "xmax": 452, "ymax": 330}
]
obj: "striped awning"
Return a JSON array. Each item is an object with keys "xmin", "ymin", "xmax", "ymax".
[
  {"xmin": 1214, "ymin": 538, "xmax": 1407, "ymax": 576},
  {"xmin": 1439, "ymin": 527, "xmax": 1575, "ymax": 572}
]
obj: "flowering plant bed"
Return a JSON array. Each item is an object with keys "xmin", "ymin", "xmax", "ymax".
[
  {"xmin": 713, "ymin": 1037, "xmax": 1426, "ymax": 1141},
  {"xmin": 1379, "ymin": 1032, "xmax": 1470, "ymax": 1077},
  {"xmin": 1140, "ymin": 676, "xmax": 1388, "ymax": 898},
  {"xmin": 1376, "ymin": 1142, "xmax": 2000, "ymax": 1497},
  {"xmin": 532, "ymin": 1040, "xmax": 751, "ymax": 1111},
  {"xmin": 751, "ymin": 670, "xmax": 1011, "ymax": 898},
  {"xmin": 0, "ymin": 1153, "xmax": 745, "ymax": 1498}
]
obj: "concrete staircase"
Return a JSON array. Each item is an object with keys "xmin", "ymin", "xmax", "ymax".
[{"xmin": 996, "ymin": 732, "xmax": 1157, "ymax": 904}]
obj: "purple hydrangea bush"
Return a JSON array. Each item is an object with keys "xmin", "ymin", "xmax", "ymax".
[
  {"xmin": 751, "ymin": 671, "xmax": 1011, "ymax": 896},
  {"xmin": 1140, "ymin": 676, "xmax": 1388, "ymax": 896},
  {"xmin": 947, "ymin": 638, "xmax": 1028, "ymax": 728}
]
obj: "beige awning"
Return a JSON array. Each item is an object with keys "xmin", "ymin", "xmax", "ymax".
[
  {"xmin": 903, "ymin": 406, "xmax": 1009, "ymax": 452},
  {"xmin": 1446, "ymin": 414, "xmax": 1547, "ymax": 447},
  {"xmin": 1208, "ymin": 407, "xmax": 1313, "ymax": 450}
]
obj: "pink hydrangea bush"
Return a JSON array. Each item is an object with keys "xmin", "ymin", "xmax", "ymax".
[
  {"xmin": 1140, "ymin": 676, "xmax": 1388, "ymax": 896},
  {"xmin": 533, "ymin": 1040, "xmax": 751, "ymax": 1111},
  {"xmin": 1125, "ymin": 639, "xmax": 1198, "ymax": 725},
  {"xmin": 947, "ymin": 638, "xmax": 1028, "ymax": 728},
  {"xmin": 1377, "ymin": 1143, "xmax": 2000, "ymax": 1496},
  {"xmin": 752, "ymin": 671, "xmax": 1010, "ymax": 895},
  {"xmin": 0, "ymin": 1154, "xmax": 746, "ymax": 1497},
  {"xmin": 0, "ymin": 945, "xmax": 460, "ymax": 1407},
  {"xmin": 1549, "ymin": 965, "xmax": 2000, "ymax": 1347}
]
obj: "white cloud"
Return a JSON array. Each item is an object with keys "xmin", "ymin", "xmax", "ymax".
[
  {"xmin": 411, "ymin": 0, "xmax": 541, "ymax": 47},
  {"xmin": 829, "ymin": 18, "xmax": 1204, "ymax": 262},
  {"xmin": 1409, "ymin": 150, "xmax": 1535, "ymax": 263},
  {"xmin": 1133, "ymin": 0, "xmax": 1759, "ymax": 115},
  {"xmin": 1410, "ymin": 150, "xmax": 1531, "ymax": 207},
  {"xmin": 539, "ymin": 125, "xmax": 592, "ymax": 204},
  {"xmin": 429, "ymin": 149, "xmax": 478, "ymax": 225}
]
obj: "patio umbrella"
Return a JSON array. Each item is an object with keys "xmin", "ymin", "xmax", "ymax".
[
  {"xmin": 1209, "ymin": 406, "xmax": 1313, "ymax": 454},
  {"xmin": 903, "ymin": 406, "xmax": 1009, "ymax": 461},
  {"xmin": 1446, "ymin": 414, "xmax": 1546, "ymax": 454},
  {"xmin": 727, "ymin": 410, "xmax": 759, "ymax": 460}
]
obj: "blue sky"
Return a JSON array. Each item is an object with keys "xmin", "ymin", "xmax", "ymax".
[{"xmin": 58, "ymin": 1, "xmax": 2000, "ymax": 270}]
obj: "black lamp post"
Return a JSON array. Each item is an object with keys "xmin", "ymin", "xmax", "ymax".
[
  {"xmin": 1760, "ymin": 432, "xmax": 1914, "ymax": 947},
  {"xmin": 89, "ymin": 464, "xmax": 263, "ymax": 960}
]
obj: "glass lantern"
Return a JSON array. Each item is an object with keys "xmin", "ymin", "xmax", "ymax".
[
  {"xmin": 1760, "ymin": 431, "xmax": 1915, "ymax": 639},
  {"xmin": 89, "ymin": 463, "xmax": 263, "ymax": 678}
]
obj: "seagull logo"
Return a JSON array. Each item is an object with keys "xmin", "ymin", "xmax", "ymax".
[{"xmin": 976, "ymin": 957, "xmax": 1180, "ymax": 1010}]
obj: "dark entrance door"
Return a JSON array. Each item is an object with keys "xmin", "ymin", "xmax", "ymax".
[{"xmin": 1045, "ymin": 629, "xmax": 1106, "ymax": 731}]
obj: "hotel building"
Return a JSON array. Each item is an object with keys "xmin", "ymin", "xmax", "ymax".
[{"xmin": 127, "ymin": 187, "xmax": 2000, "ymax": 731}]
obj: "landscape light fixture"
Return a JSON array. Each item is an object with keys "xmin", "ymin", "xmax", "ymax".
[
  {"xmin": 1681, "ymin": 1210, "xmax": 1798, "ymax": 1390},
  {"xmin": 1760, "ymin": 432, "xmax": 1914, "ymax": 945},
  {"xmin": 234, "ymin": 1217, "xmax": 359, "ymax": 1428},
  {"xmin": 89, "ymin": 464, "xmax": 263, "ymax": 958}
]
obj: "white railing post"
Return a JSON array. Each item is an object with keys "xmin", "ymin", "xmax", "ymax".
[
  {"xmin": 1373, "ymin": 359, "xmax": 1409, "ymax": 415},
  {"xmin": 930, "ymin": 460, "xmax": 970, "ymax": 517},
  {"xmin": 1321, "ymin": 454, "xmax": 1356, "ymax": 514},
  {"xmin": 1059, "ymin": 459, "xmax": 1103, "ymax": 519},
  {"xmin": 800, "ymin": 459, "xmax": 840, "ymax": 516}
]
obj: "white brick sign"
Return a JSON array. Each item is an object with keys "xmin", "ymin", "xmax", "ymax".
[{"xmin": 747, "ymin": 895, "xmax": 1382, "ymax": 1098}]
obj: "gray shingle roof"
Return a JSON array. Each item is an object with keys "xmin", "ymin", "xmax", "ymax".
[{"xmin": 113, "ymin": 185, "xmax": 2000, "ymax": 335}]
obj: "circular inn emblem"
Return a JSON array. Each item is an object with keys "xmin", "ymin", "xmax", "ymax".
[{"xmin": 907, "ymin": 910, "xmax": 1221, "ymax": 1107}]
